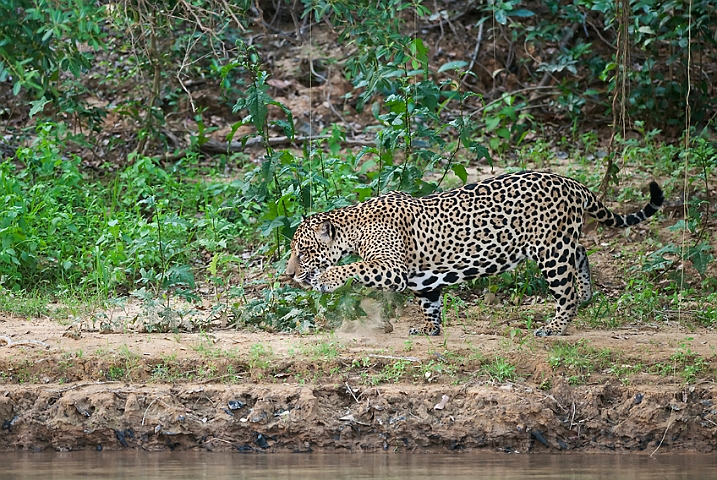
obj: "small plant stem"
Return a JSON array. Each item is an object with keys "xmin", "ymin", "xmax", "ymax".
[
  {"xmin": 138, "ymin": 27, "xmax": 162, "ymax": 156},
  {"xmin": 398, "ymin": 76, "xmax": 413, "ymax": 189},
  {"xmin": 154, "ymin": 201, "xmax": 168, "ymax": 308}
]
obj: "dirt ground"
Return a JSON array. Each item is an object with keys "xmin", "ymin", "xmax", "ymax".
[{"xmin": 2, "ymin": 297, "xmax": 717, "ymax": 454}]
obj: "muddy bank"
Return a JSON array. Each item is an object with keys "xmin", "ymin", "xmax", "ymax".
[
  {"xmin": 3, "ymin": 311, "xmax": 717, "ymax": 453},
  {"xmin": 2, "ymin": 381, "xmax": 716, "ymax": 453}
]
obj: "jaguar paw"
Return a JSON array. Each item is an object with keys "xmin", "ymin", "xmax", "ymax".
[
  {"xmin": 408, "ymin": 323, "xmax": 441, "ymax": 336},
  {"xmin": 535, "ymin": 326, "xmax": 565, "ymax": 337}
]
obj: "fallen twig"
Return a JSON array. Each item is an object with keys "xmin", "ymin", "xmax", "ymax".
[
  {"xmin": 0, "ymin": 335, "xmax": 49, "ymax": 348},
  {"xmin": 345, "ymin": 382, "xmax": 360, "ymax": 403},
  {"xmin": 200, "ymin": 135, "xmax": 374, "ymax": 154},
  {"xmin": 461, "ymin": 22, "xmax": 484, "ymax": 89},
  {"xmin": 467, "ymin": 86, "xmax": 560, "ymax": 117},
  {"xmin": 51, "ymin": 381, "xmax": 121, "ymax": 393},
  {"xmin": 199, "ymin": 373, "xmax": 245, "ymax": 384},
  {"xmin": 530, "ymin": 23, "xmax": 579, "ymax": 97},
  {"xmin": 417, "ymin": 9, "xmax": 471, "ymax": 32},
  {"xmin": 155, "ymin": 134, "xmax": 375, "ymax": 162},
  {"xmin": 651, "ymin": 406, "xmax": 673, "ymax": 457},
  {"xmin": 368, "ymin": 354, "xmax": 420, "ymax": 362}
]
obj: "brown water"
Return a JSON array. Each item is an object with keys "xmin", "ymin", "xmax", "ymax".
[{"xmin": 0, "ymin": 452, "xmax": 715, "ymax": 479}]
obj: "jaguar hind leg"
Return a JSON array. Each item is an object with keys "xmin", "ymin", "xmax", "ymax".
[
  {"xmin": 534, "ymin": 251, "xmax": 580, "ymax": 337},
  {"xmin": 576, "ymin": 244, "xmax": 592, "ymax": 304},
  {"xmin": 408, "ymin": 289, "xmax": 442, "ymax": 336}
]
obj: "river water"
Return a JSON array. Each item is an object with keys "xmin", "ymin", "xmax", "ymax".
[{"xmin": 0, "ymin": 452, "xmax": 715, "ymax": 479}]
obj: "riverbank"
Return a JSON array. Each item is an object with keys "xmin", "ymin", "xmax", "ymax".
[{"xmin": 2, "ymin": 313, "xmax": 716, "ymax": 453}]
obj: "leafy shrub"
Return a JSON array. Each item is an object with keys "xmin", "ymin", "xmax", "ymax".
[
  {"xmin": 0, "ymin": 122, "xmax": 87, "ymax": 289},
  {"xmin": 0, "ymin": 0, "xmax": 106, "ymax": 97},
  {"xmin": 0, "ymin": 122, "xmax": 248, "ymax": 295}
]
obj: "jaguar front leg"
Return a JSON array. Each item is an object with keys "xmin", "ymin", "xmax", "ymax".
[
  {"xmin": 312, "ymin": 260, "xmax": 408, "ymax": 293},
  {"xmin": 408, "ymin": 288, "xmax": 443, "ymax": 336}
]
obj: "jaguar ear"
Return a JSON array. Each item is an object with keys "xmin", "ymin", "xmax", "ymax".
[{"xmin": 316, "ymin": 220, "xmax": 336, "ymax": 243}]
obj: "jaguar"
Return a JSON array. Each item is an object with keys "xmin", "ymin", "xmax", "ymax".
[{"xmin": 285, "ymin": 170, "xmax": 664, "ymax": 336}]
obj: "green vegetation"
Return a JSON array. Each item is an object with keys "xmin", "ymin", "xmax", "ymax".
[
  {"xmin": 368, "ymin": 360, "xmax": 411, "ymax": 385},
  {"xmin": 0, "ymin": 332, "xmax": 714, "ymax": 387},
  {"xmin": 0, "ymin": 0, "xmax": 715, "ymax": 338},
  {"xmin": 0, "ymin": 292, "xmax": 51, "ymax": 318},
  {"xmin": 192, "ymin": 334, "xmax": 225, "ymax": 358},
  {"xmin": 480, "ymin": 357, "xmax": 518, "ymax": 382},
  {"xmin": 248, "ymin": 343, "xmax": 274, "ymax": 372},
  {"xmin": 548, "ymin": 340, "xmax": 612, "ymax": 385},
  {"xmin": 290, "ymin": 339, "xmax": 343, "ymax": 361},
  {"xmin": 652, "ymin": 338, "xmax": 709, "ymax": 384}
]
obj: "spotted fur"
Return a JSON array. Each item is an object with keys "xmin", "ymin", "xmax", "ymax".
[{"xmin": 286, "ymin": 171, "xmax": 664, "ymax": 336}]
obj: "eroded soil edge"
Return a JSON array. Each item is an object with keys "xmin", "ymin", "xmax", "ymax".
[{"xmin": 2, "ymin": 381, "xmax": 716, "ymax": 453}]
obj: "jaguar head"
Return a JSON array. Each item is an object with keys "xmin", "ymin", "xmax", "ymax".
[{"xmin": 286, "ymin": 215, "xmax": 342, "ymax": 290}]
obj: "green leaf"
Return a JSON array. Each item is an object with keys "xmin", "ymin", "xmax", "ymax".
[
  {"xmin": 260, "ymin": 216, "xmax": 287, "ymax": 237},
  {"xmin": 489, "ymin": 137, "xmax": 502, "ymax": 151},
  {"xmin": 496, "ymin": 127, "xmax": 511, "ymax": 140},
  {"xmin": 687, "ymin": 243, "xmax": 714, "ymax": 277},
  {"xmin": 244, "ymin": 75, "xmax": 272, "ymax": 132},
  {"xmin": 690, "ymin": 250, "xmax": 712, "ymax": 277},
  {"xmin": 668, "ymin": 220, "xmax": 691, "ymax": 233},
  {"xmin": 268, "ymin": 100, "xmax": 294, "ymax": 140},
  {"xmin": 451, "ymin": 164, "xmax": 468, "ymax": 184},
  {"xmin": 165, "ymin": 265, "xmax": 196, "ymax": 288},
  {"xmin": 415, "ymin": 80, "xmax": 440, "ymax": 110},
  {"xmin": 41, "ymin": 28, "xmax": 54, "ymax": 42},
  {"xmin": 29, "ymin": 97, "xmax": 51, "ymax": 118},
  {"xmin": 438, "ymin": 60, "xmax": 468, "ymax": 73},
  {"xmin": 208, "ymin": 253, "xmax": 220, "ymax": 277},
  {"xmin": 468, "ymin": 142, "xmax": 492, "ymax": 166},
  {"xmin": 485, "ymin": 116, "xmax": 501, "ymax": 131},
  {"xmin": 509, "ymin": 9, "xmax": 535, "ymax": 17},
  {"xmin": 247, "ymin": 95, "xmax": 269, "ymax": 131},
  {"xmin": 410, "ymin": 38, "xmax": 429, "ymax": 72},
  {"xmin": 358, "ymin": 158, "xmax": 377, "ymax": 174}
]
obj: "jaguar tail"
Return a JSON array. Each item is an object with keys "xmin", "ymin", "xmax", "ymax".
[{"xmin": 586, "ymin": 181, "xmax": 664, "ymax": 227}]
